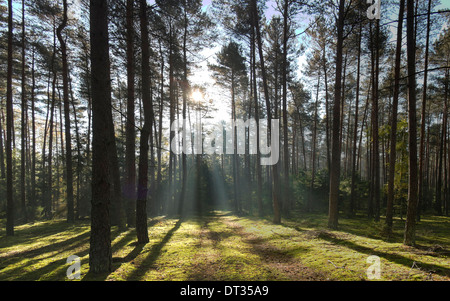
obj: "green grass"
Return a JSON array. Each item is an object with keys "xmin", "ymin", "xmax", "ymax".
[{"xmin": 0, "ymin": 212, "xmax": 449, "ymax": 281}]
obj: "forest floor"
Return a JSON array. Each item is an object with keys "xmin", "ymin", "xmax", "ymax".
[{"xmin": 0, "ymin": 211, "xmax": 449, "ymax": 281}]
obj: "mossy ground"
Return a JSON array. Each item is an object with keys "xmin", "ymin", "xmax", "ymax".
[{"xmin": 0, "ymin": 211, "xmax": 449, "ymax": 281}]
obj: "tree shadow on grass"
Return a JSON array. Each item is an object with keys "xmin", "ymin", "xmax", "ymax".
[
  {"xmin": 124, "ymin": 219, "xmax": 183, "ymax": 281},
  {"xmin": 83, "ymin": 218, "xmax": 183, "ymax": 281},
  {"xmin": 14, "ymin": 244, "xmax": 91, "ymax": 281},
  {"xmin": 318, "ymin": 231, "xmax": 450, "ymax": 279},
  {"xmin": 0, "ymin": 230, "xmax": 92, "ymax": 281},
  {"xmin": 81, "ymin": 230, "xmax": 140, "ymax": 281}
]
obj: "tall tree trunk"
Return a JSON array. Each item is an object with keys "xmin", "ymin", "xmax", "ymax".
[
  {"xmin": 444, "ymin": 67, "xmax": 450, "ymax": 216},
  {"xmin": 179, "ymin": 3, "xmax": 188, "ymax": 216},
  {"xmin": 6, "ymin": 0, "xmax": 14, "ymax": 236},
  {"xmin": 252, "ymin": 28, "xmax": 263, "ymax": 217},
  {"xmin": 30, "ymin": 45, "xmax": 36, "ymax": 218},
  {"xmin": 125, "ymin": 0, "xmax": 136, "ymax": 227},
  {"xmin": 231, "ymin": 71, "xmax": 240, "ymax": 214},
  {"xmin": 157, "ymin": 41, "xmax": 164, "ymax": 212},
  {"xmin": 350, "ymin": 20, "xmax": 363, "ymax": 217},
  {"xmin": 404, "ymin": 0, "xmax": 419, "ymax": 246},
  {"xmin": 386, "ymin": 0, "xmax": 405, "ymax": 236},
  {"xmin": 323, "ymin": 49, "xmax": 331, "ymax": 174},
  {"xmin": 328, "ymin": 0, "xmax": 346, "ymax": 229},
  {"xmin": 168, "ymin": 22, "xmax": 175, "ymax": 215},
  {"xmin": 446, "ymin": 68, "xmax": 450, "ymax": 216},
  {"xmin": 309, "ymin": 70, "xmax": 320, "ymax": 212},
  {"xmin": 136, "ymin": 0, "xmax": 153, "ymax": 244},
  {"xmin": 47, "ymin": 30, "xmax": 56, "ymax": 220},
  {"xmin": 69, "ymin": 74, "xmax": 82, "ymax": 220},
  {"xmin": 20, "ymin": 0, "xmax": 28, "ymax": 224},
  {"xmin": 89, "ymin": 0, "xmax": 113, "ymax": 273},
  {"xmin": 282, "ymin": 0, "xmax": 290, "ymax": 213},
  {"xmin": 436, "ymin": 97, "xmax": 447, "ymax": 215},
  {"xmin": 373, "ymin": 19, "xmax": 381, "ymax": 221},
  {"xmin": 41, "ymin": 70, "xmax": 50, "ymax": 213},
  {"xmin": 339, "ymin": 51, "xmax": 347, "ymax": 159},
  {"xmin": 252, "ymin": 0, "xmax": 281, "ymax": 224},
  {"xmin": 0, "ymin": 106, "xmax": 5, "ymax": 179},
  {"xmin": 418, "ymin": 0, "xmax": 432, "ymax": 217},
  {"xmin": 57, "ymin": 0, "xmax": 74, "ymax": 223}
]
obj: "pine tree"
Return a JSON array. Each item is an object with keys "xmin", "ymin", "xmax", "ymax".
[
  {"xmin": 56, "ymin": 0, "xmax": 74, "ymax": 223},
  {"xmin": 89, "ymin": 0, "xmax": 113, "ymax": 273},
  {"xmin": 6, "ymin": 0, "xmax": 14, "ymax": 236},
  {"xmin": 328, "ymin": 0, "xmax": 346, "ymax": 230},
  {"xmin": 404, "ymin": 0, "xmax": 419, "ymax": 246}
]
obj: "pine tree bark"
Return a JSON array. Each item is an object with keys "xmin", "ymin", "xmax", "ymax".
[
  {"xmin": 436, "ymin": 100, "xmax": 447, "ymax": 216},
  {"xmin": 168, "ymin": 22, "xmax": 175, "ymax": 215},
  {"xmin": 309, "ymin": 71, "xmax": 320, "ymax": 212},
  {"xmin": 6, "ymin": 0, "xmax": 14, "ymax": 236},
  {"xmin": 47, "ymin": 39, "xmax": 56, "ymax": 220},
  {"xmin": 0, "ymin": 108, "xmax": 5, "ymax": 179},
  {"xmin": 57, "ymin": 0, "xmax": 74, "ymax": 223},
  {"xmin": 386, "ymin": 0, "xmax": 405, "ymax": 235},
  {"xmin": 125, "ymin": 0, "xmax": 136, "ymax": 227},
  {"xmin": 350, "ymin": 20, "xmax": 363, "ymax": 217},
  {"xmin": 89, "ymin": 0, "xmax": 113, "ymax": 273},
  {"xmin": 282, "ymin": 0, "xmax": 290, "ymax": 213},
  {"xmin": 30, "ymin": 46, "xmax": 37, "ymax": 218},
  {"xmin": 328, "ymin": 0, "xmax": 346, "ymax": 229},
  {"xmin": 323, "ymin": 48, "xmax": 331, "ymax": 174},
  {"xmin": 69, "ymin": 76, "xmax": 82, "ymax": 220},
  {"xmin": 251, "ymin": 28, "xmax": 263, "ymax": 217},
  {"xmin": 373, "ymin": 19, "xmax": 381, "ymax": 221},
  {"xmin": 232, "ymin": 70, "xmax": 240, "ymax": 214},
  {"xmin": 404, "ymin": 0, "xmax": 419, "ymax": 246},
  {"xmin": 179, "ymin": 3, "xmax": 188, "ymax": 216},
  {"xmin": 20, "ymin": 0, "xmax": 28, "ymax": 224},
  {"xmin": 418, "ymin": 0, "xmax": 433, "ymax": 217},
  {"xmin": 136, "ymin": 0, "xmax": 153, "ymax": 244},
  {"xmin": 252, "ymin": 0, "xmax": 281, "ymax": 224}
]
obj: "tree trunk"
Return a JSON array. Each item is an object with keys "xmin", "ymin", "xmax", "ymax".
[
  {"xmin": 282, "ymin": 0, "xmax": 290, "ymax": 213},
  {"xmin": 89, "ymin": 0, "xmax": 113, "ymax": 273},
  {"xmin": 386, "ymin": 0, "xmax": 405, "ymax": 236},
  {"xmin": 328, "ymin": 0, "xmax": 346, "ymax": 229},
  {"xmin": 6, "ymin": 0, "xmax": 14, "ymax": 236},
  {"xmin": 373, "ymin": 19, "xmax": 381, "ymax": 221},
  {"xmin": 436, "ymin": 98, "xmax": 447, "ymax": 215},
  {"xmin": 47, "ymin": 34, "xmax": 56, "ymax": 219},
  {"xmin": 232, "ymin": 70, "xmax": 240, "ymax": 214},
  {"xmin": 69, "ymin": 75, "xmax": 82, "ymax": 220},
  {"xmin": 30, "ymin": 46, "xmax": 36, "ymax": 218},
  {"xmin": 309, "ymin": 70, "xmax": 320, "ymax": 212},
  {"xmin": 136, "ymin": 0, "xmax": 153, "ymax": 244},
  {"xmin": 404, "ymin": 0, "xmax": 419, "ymax": 246},
  {"xmin": 350, "ymin": 20, "xmax": 363, "ymax": 217},
  {"xmin": 252, "ymin": 0, "xmax": 281, "ymax": 224},
  {"xmin": 323, "ymin": 48, "xmax": 331, "ymax": 174},
  {"xmin": 252, "ymin": 28, "xmax": 263, "ymax": 217},
  {"xmin": 168, "ymin": 22, "xmax": 175, "ymax": 215},
  {"xmin": 446, "ymin": 68, "xmax": 450, "ymax": 216},
  {"xmin": 20, "ymin": 0, "xmax": 28, "ymax": 224},
  {"xmin": 125, "ymin": 0, "xmax": 136, "ymax": 227},
  {"xmin": 0, "ymin": 107, "xmax": 5, "ymax": 179},
  {"xmin": 179, "ymin": 3, "xmax": 188, "ymax": 216},
  {"xmin": 57, "ymin": 0, "xmax": 74, "ymax": 223}
]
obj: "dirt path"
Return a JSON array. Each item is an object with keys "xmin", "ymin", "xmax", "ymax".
[{"xmin": 188, "ymin": 213, "xmax": 330, "ymax": 281}]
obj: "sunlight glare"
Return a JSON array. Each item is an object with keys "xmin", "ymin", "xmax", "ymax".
[{"xmin": 192, "ymin": 90, "xmax": 203, "ymax": 103}]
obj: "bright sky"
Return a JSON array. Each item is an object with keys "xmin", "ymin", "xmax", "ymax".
[{"xmin": 191, "ymin": 0, "xmax": 310, "ymax": 124}]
